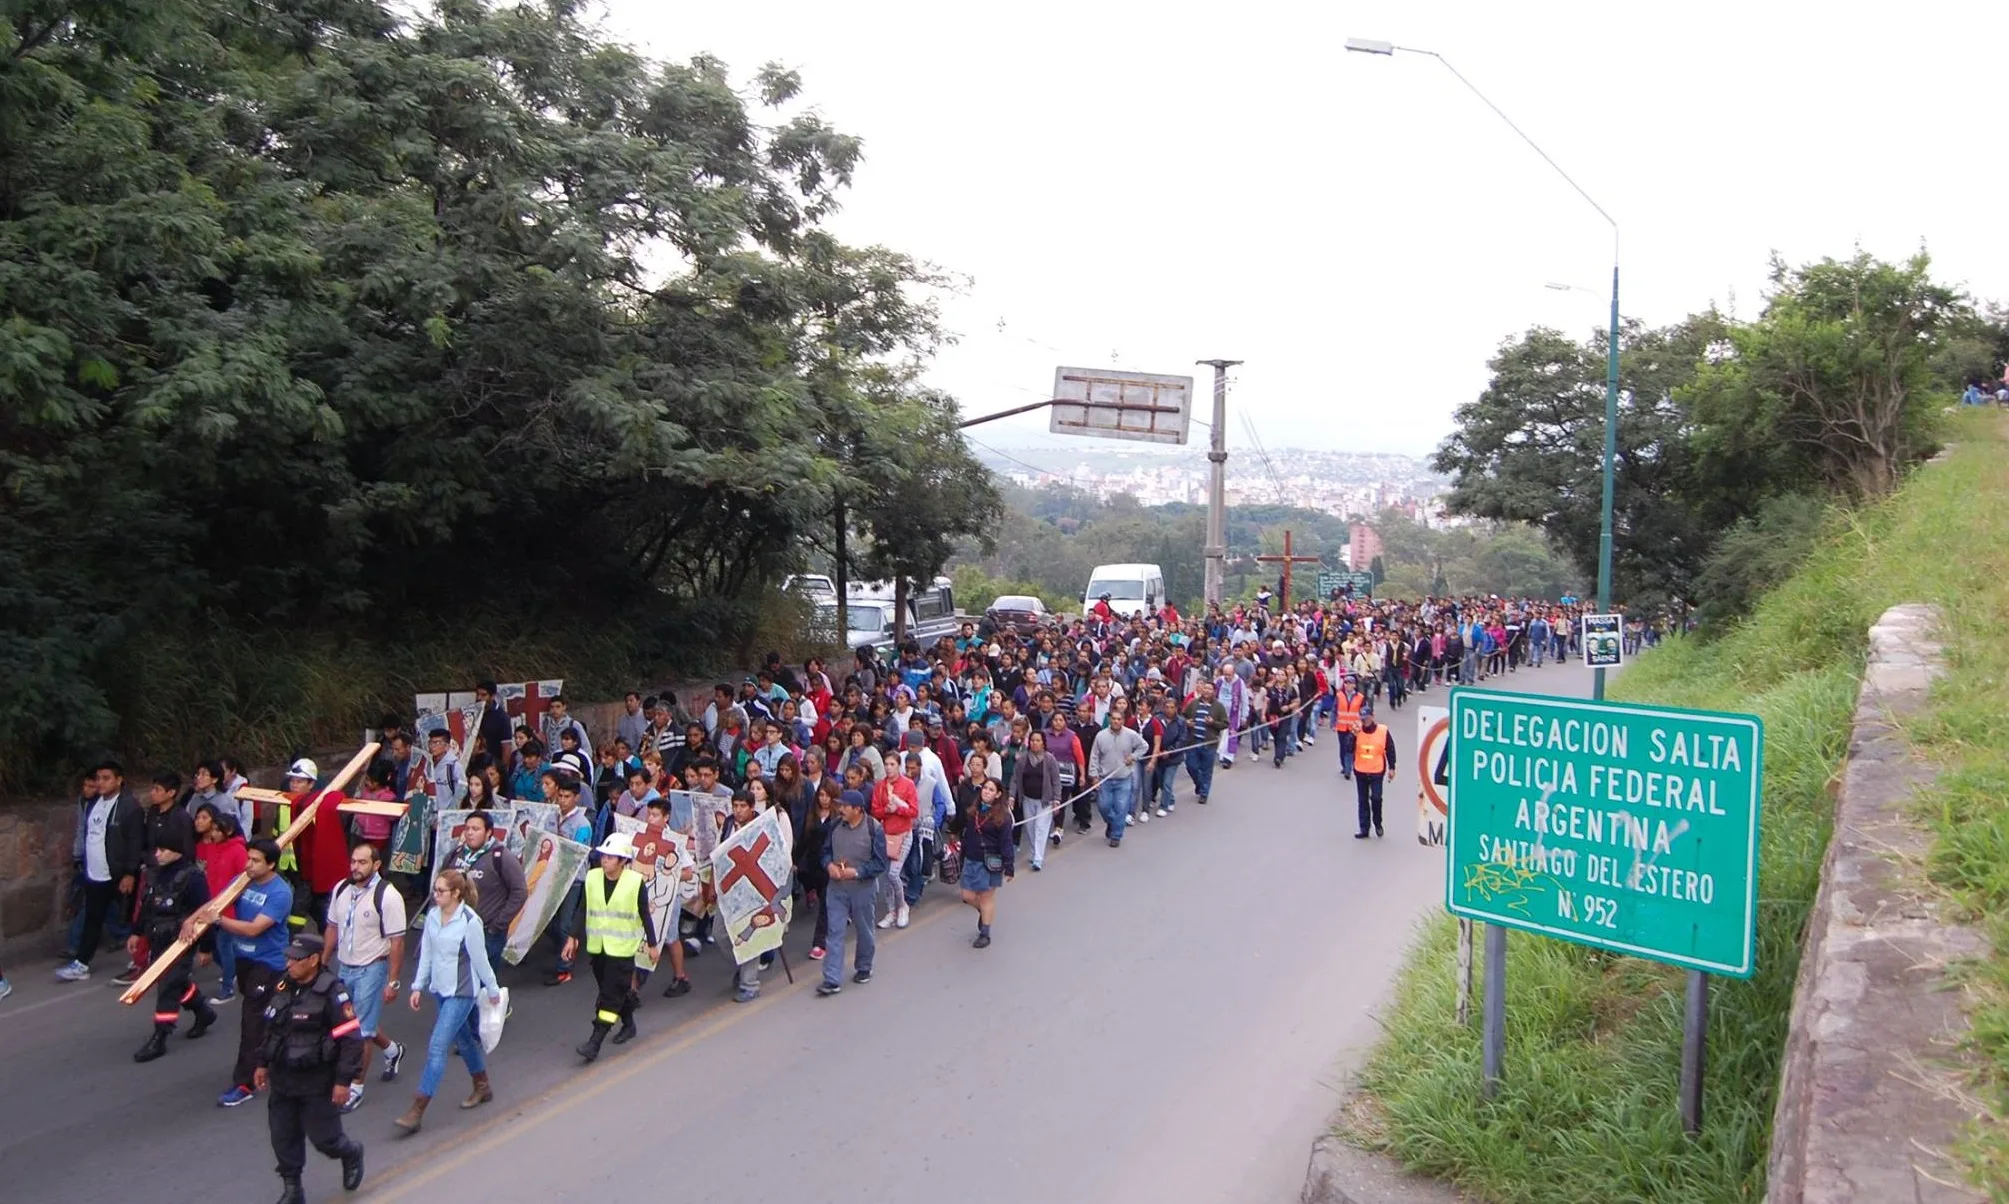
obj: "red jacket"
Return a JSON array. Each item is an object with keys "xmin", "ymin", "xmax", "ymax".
[
  {"xmin": 871, "ymin": 775, "xmax": 919, "ymax": 838},
  {"xmin": 291, "ymin": 789, "xmax": 352, "ymax": 896},
  {"xmin": 198, "ymin": 833, "xmax": 247, "ymax": 901}
]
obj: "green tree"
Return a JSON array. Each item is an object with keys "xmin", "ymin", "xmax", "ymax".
[
  {"xmin": 1690, "ymin": 250, "xmax": 1962, "ymax": 499},
  {"xmin": 1432, "ymin": 311, "xmax": 1729, "ymax": 608}
]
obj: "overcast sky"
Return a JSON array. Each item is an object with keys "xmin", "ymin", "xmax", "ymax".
[{"xmin": 597, "ymin": 1, "xmax": 2005, "ymax": 456}]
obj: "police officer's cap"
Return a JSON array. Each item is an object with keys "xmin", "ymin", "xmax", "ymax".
[{"xmin": 283, "ymin": 933, "xmax": 326, "ymax": 960}]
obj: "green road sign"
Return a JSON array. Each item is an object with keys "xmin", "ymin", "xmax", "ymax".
[
  {"xmin": 1445, "ymin": 688, "xmax": 1764, "ymax": 978},
  {"xmin": 1316, "ymin": 569, "xmax": 1374, "ymax": 598}
]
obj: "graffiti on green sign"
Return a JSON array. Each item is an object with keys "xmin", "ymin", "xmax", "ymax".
[{"xmin": 1445, "ymin": 688, "xmax": 1764, "ymax": 977}]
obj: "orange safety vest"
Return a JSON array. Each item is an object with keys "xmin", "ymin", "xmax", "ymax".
[
  {"xmin": 1335, "ymin": 693, "xmax": 1366, "ymax": 733},
  {"xmin": 1354, "ymin": 726, "xmax": 1389, "ymax": 775}
]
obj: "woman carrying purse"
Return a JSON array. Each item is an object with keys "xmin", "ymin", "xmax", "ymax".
[{"xmin": 951, "ymin": 776, "xmax": 1015, "ymax": 949}]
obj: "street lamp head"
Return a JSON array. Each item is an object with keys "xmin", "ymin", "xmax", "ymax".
[
  {"xmin": 1544, "ymin": 282, "xmax": 1574, "ymax": 292},
  {"xmin": 1344, "ymin": 38, "xmax": 1396, "ymax": 56}
]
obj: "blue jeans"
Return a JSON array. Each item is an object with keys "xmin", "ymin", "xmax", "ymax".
[
  {"xmin": 822, "ymin": 881, "xmax": 876, "ymax": 987},
  {"xmin": 1097, "ymin": 775, "xmax": 1136, "ymax": 842},
  {"xmin": 484, "ymin": 929, "xmax": 506, "ymax": 970},
  {"xmin": 1185, "ymin": 746, "xmax": 1217, "ymax": 801},
  {"xmin": 1151, "ymin": 763, "xmax": 1179, "ymax": 812},
  {"xmin": 547, "ymin": 882, "xmax": 584, "ymax": 971},
  {"xmin": 903, "ymin": 833, "xmax": 932, "ymax": 906},
  {"xmin": 213, "ymin": 934, "xmax": 237, "ymax": 994},
  {"xmin": 336, "ymin": 958, "xmax": 389, "ymax": 1039},
  {"xmin": 417, "ymin": 994, "xmax": 485, "ymax": 1098}
]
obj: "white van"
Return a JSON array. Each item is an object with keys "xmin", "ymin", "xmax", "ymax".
[{"xmin": 1083, "ymin": 563, "xmax": 1165, "ymax": 620}]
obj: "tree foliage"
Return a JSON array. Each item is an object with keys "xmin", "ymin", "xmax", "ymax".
[
  {"xmin": 1434, "ymin": 249, "xmax": 1983, "ymax": 623},
  {"xmin": 0, "ymin": 0, "xmax": 992, "ymax": 776}
]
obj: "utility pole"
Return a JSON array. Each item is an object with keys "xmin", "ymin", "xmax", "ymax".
[{"xmin": 1196, "ymin": 359, "xmax": 1240, "ymax": 607}]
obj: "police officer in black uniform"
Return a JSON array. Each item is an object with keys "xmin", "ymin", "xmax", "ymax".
[
  {"xmin": 254, "ymin": 934, "xmax": 365, "ymax": 1203},
  {"xmin": 132, "ymin": 824, "xmax": 218, "ymax": 1062}
]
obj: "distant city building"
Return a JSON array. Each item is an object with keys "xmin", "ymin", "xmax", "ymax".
[{"xmin": 1347, "ymin": 522, "xmax": 1383, "ymax": 571}]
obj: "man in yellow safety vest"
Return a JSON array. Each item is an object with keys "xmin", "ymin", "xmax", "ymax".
[
  {"xmin": 1350, "ymin": 713, "xmax": 1397, "ymax": 840},
  {"xmin": 561, "ymin": 832, "xmax": 657, "ymax": 1063}
]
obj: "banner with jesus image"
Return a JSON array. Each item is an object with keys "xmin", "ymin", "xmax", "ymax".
[
  {"xmin": 709, "ymin": 808, "xmax": 793, "ymax": 967},
  {"xmin": 613, "ymin": 813, "xmax": 698, "ymax": 972}
]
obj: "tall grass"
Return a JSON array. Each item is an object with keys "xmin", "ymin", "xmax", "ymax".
[{"xmin": 1347, "ymin": 411, "xmax": 2009, "ymax": 1202}]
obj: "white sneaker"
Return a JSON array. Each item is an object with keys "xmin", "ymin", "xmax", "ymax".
[
  {"xmin": 1125, "ymin": 814, "xmax": 1135, "ymax": 826},
  {"xmin": 1049, "ymin": 831, "xmax": 1061, "ymax": 845},
  {"xmin": 1155, "ymin": 807, "xmax": 1169, "ymax": 817},
  {"xmin": 0, "ymin": 978, "xmax": 12, "ymax": 1002},
  {"xmin": 896, "ymin": 904, "xmax": 911, "ymax": 929},
  {"xmin": 877, "ymin": 913, "xmax": 897, "ymax": 929},
  {"xmin": 54, "ymin": 960, "xmax": 90, "ymax": 983},
  {"xmin": 1138, "ymin": 811, "xmax": 1150, "ymax": 824}
]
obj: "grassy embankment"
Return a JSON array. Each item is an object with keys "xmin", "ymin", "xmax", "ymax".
[{"xmin": 1342, "ymin": 409, "xmax": 2009, "ymax": 1201}]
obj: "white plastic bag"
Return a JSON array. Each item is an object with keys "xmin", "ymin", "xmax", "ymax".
[{"xmin": 477, "ymin": 987, "xmax": 509, "ymax": 1054}]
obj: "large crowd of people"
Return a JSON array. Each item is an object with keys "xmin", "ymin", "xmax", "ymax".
[{"xmin": 7, "ymin": 586, "xmax": 1614, "ymax": 1199}]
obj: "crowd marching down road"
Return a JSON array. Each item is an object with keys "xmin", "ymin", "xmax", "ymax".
[{"xmin": 0, "ymin": 591, "xmax": 1611, "ymax": 1204}]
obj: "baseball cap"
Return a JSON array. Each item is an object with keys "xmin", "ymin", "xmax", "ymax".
[
  {"xmin": 284, "ymin": 933, "xmax": 325, "ymax": 960},
  {"xmin": 838, "ymin": 790, "xmax": 868, "ymax": 810},
  {"xmin": 285, "ymin": 758, "xmax": 318, "ymax": 782}
]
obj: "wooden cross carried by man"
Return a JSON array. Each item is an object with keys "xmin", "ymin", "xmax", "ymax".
[
  {"xmin": 1255, "ymin": 530, "xmax": 1320, "ymax": 612},
  {"xmin": 119, "ymin": 742, "xmax": 387, "ymax": 1006}
]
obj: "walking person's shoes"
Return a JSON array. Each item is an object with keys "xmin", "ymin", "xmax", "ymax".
[
  {"xmin": 461, "ymin": 1072, "xmax": 492, "ymax": 1109},
  {"xmin": 341, "ymin": 1143, "xmax": 365, "ymax": 1192},
  {"xmin": 1354, "ymin": 831, "xmax": 1370, "ymax": 840},
  {"xmin": 852, "ymin": 969, "xmax": 873, "ymax": 985},
  {"xmin": 380, "ymin": 1040, "xmax": 405, "ymax": 1081},
  {"xmin": 816, "ymin": 982, "xmax": 842, "ymax": 997},
  {"xmin": 54, "ymin": 960, "xmax": 90, "ymax": 982},
  {"xmin": 340, "ymin": 1082, "xmax": 365, "ymax": 1114}
]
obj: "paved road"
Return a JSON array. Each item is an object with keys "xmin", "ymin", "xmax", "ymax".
[{"xmin": 0, "ymin": 662, "xmax": 1600, "ymax": 1204}]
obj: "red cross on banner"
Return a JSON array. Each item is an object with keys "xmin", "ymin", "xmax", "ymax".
[
  {"xmin": 719, "ymin": 832, "xmax": 779, "ymax": 900},
  {"xmin": 505, "ymin": 680, "xmax": 562, "ymax": 731}
]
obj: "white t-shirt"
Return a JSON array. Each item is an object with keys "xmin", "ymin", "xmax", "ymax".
[{"xmin": 84, "ymin": 797, "xmax": 114, "ymax": 883}]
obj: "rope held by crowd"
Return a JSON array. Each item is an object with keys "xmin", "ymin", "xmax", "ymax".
[{"xmin": 1009, "ymin": 700, "xmax": 1315, "ymax": 831}]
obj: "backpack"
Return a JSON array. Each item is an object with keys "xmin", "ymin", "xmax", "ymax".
[{"xmin": 337, "ymin": 877, "xmax": 393, "ymax": 942}]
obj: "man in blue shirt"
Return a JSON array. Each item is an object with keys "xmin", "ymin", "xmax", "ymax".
[{"xmin": 216, "ymin": 839, "xmax": 293, "ymax": 1107}]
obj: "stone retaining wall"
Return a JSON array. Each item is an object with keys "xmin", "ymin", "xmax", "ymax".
[
  {"xmin": 0, "ymin": 801, "xmax": 84, "ymax": 962},
  {"xmin": 1766, "ymin": 603, "xmax": 1988, "ymax": 1203}
]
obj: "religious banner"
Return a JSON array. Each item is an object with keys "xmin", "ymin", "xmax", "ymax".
[
  {"xmin": 413, "ymin": 681, "xmax": 564, "ymax": 761},
  {"xmin": 387, "ymin": 755, "xmax": 435, "ymax": 875},
  {"xmin": 432, "ymin": 809, "xmax": 476, "ymax": 880},
  {"xmin": 503, "ymin": 828, "xmax": 590, "ymax": 965},
  {"xmin": 505, "ymin": 801, "xmax": 559, "ymax": 863},
  {"xmin": 613, "ymin": 814, "xmax": 698, "ymax": 972},
  {"xmin": 709, "ymin": 808, "xmax": 793, "ymax": 967}
]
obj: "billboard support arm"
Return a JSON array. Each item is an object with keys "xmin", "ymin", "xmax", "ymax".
[{"xmin": 958, "ymin": 399, "xmax": 1058, "ymax": 429}]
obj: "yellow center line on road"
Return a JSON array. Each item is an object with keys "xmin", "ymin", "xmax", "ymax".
[{"xmin": 366, "ymin": 875, "xmax": 983, "ymax": 1200}]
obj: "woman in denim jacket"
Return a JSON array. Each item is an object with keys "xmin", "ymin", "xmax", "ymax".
[{"xmin": 394, "ymin": 869, "xmax": 500, "ymax": 1135}]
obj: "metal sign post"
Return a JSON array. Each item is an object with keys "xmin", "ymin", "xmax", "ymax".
[{"xmin": 1444, "ymin": 687, "xmax": 1763, "ymax": 1124}]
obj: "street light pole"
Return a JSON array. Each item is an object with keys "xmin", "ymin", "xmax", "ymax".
[
  {"xmin": 1196, "ymin": 360, "xmax": 1241, "ymax": 608},
  {"xmin": 1348, "ymin": 35, "xmax": 1664, "ymax": 1121},
  {"xmin": 1346, "ymin": 38, "xmax": 1622, "ymax": 703}
]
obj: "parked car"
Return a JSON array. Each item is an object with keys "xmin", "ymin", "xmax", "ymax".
[{"xmin": 984, "ymin": 594, "xmax": 1049, "ymax": 632}]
